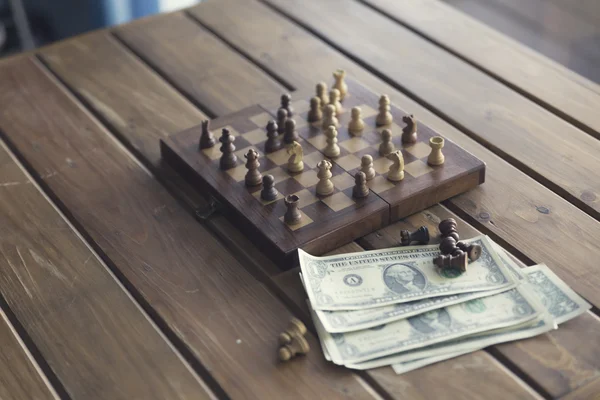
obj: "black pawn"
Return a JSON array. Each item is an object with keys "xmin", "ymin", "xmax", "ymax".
[
  {"xmin": 400, "ymin": 226, "xmax": 430, "ymax": 246},
  {"xmin": 439, "ymin": 218, "xmax": 459, "ymax": 241},
  {"xmin": 277, "ymin": 108, "xmax": 287, "ymax": 135},
  {"xmin": 219, "ymin": 128, "xmax": 237, "ymax": 170},
  {"xmin": 457, "ymin": 241, "xmax": 482, "ymax": 261},
  {"xmin": 352, "ymin": 172, "xmax": 369, "ymax": 198},
  {"xmin": 199, "ymin": 120, "xmax": 216, "ymax": 149},
  {"xmin": 283, "ymin": 119, "xmax": 299, "ymax": 144},
  {"xmin": 260, "ymin": 175, "xmax": 278, "ymax": 201},
  {"xmin": 439, "ymin": 236, "xmax": 458, "ymax": 255},
  {"xmin": 265, "ymin": 121, "xmax": 282, "ymax": 153},
  {"xmin": 281, "ymin": 93, "xmax": 293, "ymax": 117}
]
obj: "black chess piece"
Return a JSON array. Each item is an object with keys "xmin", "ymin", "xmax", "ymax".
[
  {"xmin": 439, "ymin": 218, "xmax": 459, "ymax": 241},
  {"xmin": 265, "ymin": 121, "xmax": 281, "ymax": 153},
  {"xmin": 219, "ymin": 128, "xmax": 237, "ymax": 170},
  {"xmin": 199, "ymin": 119, "xmax": 216, "ymax": 149},
  {"xmin": 277, "ymin": 108, "xmax": 287, "ymax": 135},
  {"xmin": 281, "ymin": 93, "xmax": 293, "ymax": 116},
  {"xmin": 439, "ymin": 236, "xmax": 458, "ymax": 255},
  {"xmin": 400, "ymin": 226, "xmax": 430, "ymax": 246},
  {"xmin": 434, "ymin": 252, "xmax": 468, "ymax": 273},
  {"xmin": 244, "ymin": 149, "xmax": 262, "ymax": 187},
  {"xmin": 284, "ymin": 194, "xmax": 302, "ymax": 225},
  {"xmin": 352, "ymin": 172, "xmax": 369, "ymax": 198},
  {"xmin": 283, "ymin": 119, "xmax": 299, "ymax": 144},
  {"xmin": 260, "ymin": 175, "xmax": 278, "ymax": 201},
  {"xmin": 457, "ymin": 241, "xmax": 482, "ymax": 261}
]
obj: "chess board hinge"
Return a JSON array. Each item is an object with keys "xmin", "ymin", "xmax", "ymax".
[{"xmin": 194, "ymin": 195, "xmax": 221, "ymax": 221}]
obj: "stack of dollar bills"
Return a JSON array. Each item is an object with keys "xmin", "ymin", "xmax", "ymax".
[{"xmin": 298, "ymin": 235, "xmax": 590, "ymax": 374}]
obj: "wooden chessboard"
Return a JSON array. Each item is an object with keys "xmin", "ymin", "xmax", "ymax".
[{"xmin": 161, "ymin": 79, "xmax": 485, "ymax": 268}]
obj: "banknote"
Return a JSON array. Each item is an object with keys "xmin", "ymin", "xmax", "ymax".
[
  {"xmin": 315, "ymin": 285, "xmax": 541, "ymax": 364},
  {"xmin": 300, "ymin": 235, "xmax": 516, "ymax": 311},
  {"xmin": 391, "ymin": 350, "xmax": 473, "ymax": 375}
]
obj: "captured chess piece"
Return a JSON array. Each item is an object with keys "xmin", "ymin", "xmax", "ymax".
[
  {"xmin": 244, "ymin": 149, "xmax": 262, "ymax": 186},
  {"xmin": 287, "ymin": 141, "xmax": 304, "ymax": 172},
  {"xmin": 281, "ymin": 93, "xmax": 293, "ymax": 117},
  {"xmin": 439, "ymin": 218, "xmax": 459, "ymax": 241},
  {"xmin": 457, "ymin": 241, "xmax": 482, "ymax": 262},
  {"xmin": 260, "ymin": 175, "xmax": 278, "ymax": 202},
  {"xmin": 428, "ymin": 136, "xmax": 445, "ymax": 166},
  {"xmin": 307, "ymin": 97, "xmax": 323, "ymax": 123},
  {"xmin": 379, "ymin": 128, "xmax": 395, "ymax": 156},
  {"xmin": 316, "ymin": 82, "xmax": 329, "ymax": 108},
  {"xmin": 352, "ymin": 171, "xmax": 369, "ymax": 198},
  {"xmin": 284, "ymin": 119, "xmax": 299, "ymax": 145},
  {"xmin": 401, "ymin": 114, "xmax": 418, "ymax": 144},
  {"xmin": 348, "ymin": 106, "xmax": 365, "ymax": 135},
  {"xmin": 284, "ymin": 194, "xmax": 302, "ymax": 225},
  {"xmin": 360, "ymin": 155, "xmax": 376, "ymax": 181},
  {"xmin": 316, "ymin": 160, "xmax": 334, "ymax": 196},
  {"xmin": 322, "ymin": 104, "xmax": 339, "ymax": 129},
  {"xmin": 333, "ymin": 69, "xmax": 348, "ymax": 100},
  {"xmin": 199, "ymin": 119, "xmax": 216, "ymax": 149},
  {"xmin": 434, "ymin": 252, "xmax": 468, "ymax": 273},
  {"xmin": 219, "ymin": 128, "xmax": 237, "ymax": 170},
  {"xmin": 329, "ymin": 88, "xmax": 343, "ymax": 115},
  {"xmin": 278, "ymin": 333, "xmax": 310, "ymax": 362},
  {"xmin": 386, "ymin": 150, "xmax": 405, "ymax": 182},
  {"xmin": 265, "ymin": 120, "xmax": 281, "ymax": 153},
  {"xmin": 277, "ymin": 108, "xmax": 287, "ymax": 135},
  {"xmin": 278, "ymin": 318, "xmax": 307, "ymax": 345},
  {"xmin": 376, "ymin": 94, "xmax": 393, "ymax": 126},
  {"xmin": 323, "ymin": 126, "xmax": 340, "ymax": 158},
  {"xmin": 400, "ymin": 226, "xmax": 430, "ymax": 246},
  {"xmin": 439, "ymin": 235, "xmax": 482, "ymax": 263}
]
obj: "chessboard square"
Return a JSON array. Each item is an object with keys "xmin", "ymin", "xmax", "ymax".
[
  {"xmin": 292, "ymin": 188, "xmax": 320, "ymax": 207},
  {"xmin": 358, "ymin": 104, "xmax": 378, "ymax": 119},
  {"xmin": 372, "ymin": 156, "xmax": 393, "ymax": 174},
  {"xmin": 303, "ymin": 151, "xmax": 324, "ymax": 169},
  {"xmin": 292, "ymin": 99, "xmax": 310, "ymax": 114},
  {"xmin": 242, "ymin": 128, "xmax": 266, "ymax": 145},
  {"xmin": 225, "ymin": 164, "xmax": 247, "ymax": 182},
  {"xmin": 252, "ymin": 190, "xmax": 284, "ymax": 205},
  {"xmin": 295, "ymin": 118, "xmax": 308, "ymax": 129},
  {"xmin": 308, "ymin": 135, "xmax": 328, "ymax": 151},
  {"xmin": 405, "ymin": 141, "xmax": 431, "ymax": 159},
  {"xmin": 266, "ymin": 148, "xmax": 289, "ymax": 165},
  {"xmin": 368, "ymin": 175, "xmax": 395, "ymax": 193},
  {"xmin": 405, "ymin": 160, "xmax": 434, "ymax": 178},
  {"xmin": 202, "ymin": 146, "xmax": 221, "ymax": 160},
  {"xmin": 339, "ymin": 137, "xmax": 371, "ymax": 153},
  {"xmin": 331, "ymin": 173, "xmax": 355, "ymax": 191},
  {"xmin": 280, "ymin": 210, "xmax": 313, "ymax": 231},
  {"xmin": 336, "ymin": 154, "xmax": 362, "ymax": 172},
  {"xmin": 293, "ymin": 169, "xmax": 319, "ymax": 187},
  {"xmin": 322, "ymin": 192, "xmax": 355, "ymax": 212},
  {"xmin": 263, "ymin": 167, "xmax": 289, "ymax": 184},
  {"xmin": 235, "ymin": 146, "xmax": 262, "ymax": 161},
  {"xmin": 249, "ymin": 112, "xmax": 272, "ymax": 128}
]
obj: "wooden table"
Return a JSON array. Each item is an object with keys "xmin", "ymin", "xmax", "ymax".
[{"xmin": 0, "ymin": 0, "xmax": 599, "ymax": 399}]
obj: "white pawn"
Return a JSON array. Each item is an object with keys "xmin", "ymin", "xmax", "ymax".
[
  {"xmin": 316, "ymin": 160, "xmax": 334, "ymax": 196},
  {"xmin": 322, "ymin": 104, "xmax": 339, "ymax": 129},
  {"xmin": 379, "ymin": 129, "xmax": 395, "ymax": 156},
  {"xmin": 387, "ymin": 151, "xmax": 405, "ymax": 182},
  {"xmin": 323, "ymin": 126, "xmax": 340, "ymax": 158},
  {"xmin": 329, "ymin": 88, "xmax": 343, "ymax": 115},
  {"xmin": 348, "ymin": 107, "xmax": 365, "ymax": 135},
  {"xmin": 376, "ymin": 94, "xmax": 393, "ymax": 126},
  {"xmin": 316, "ymin": 82, "xmax": 329, "ymax": 109},
  {"xmin": 360, "ymin": 155, "xmax": 376, "ymax": 181}
]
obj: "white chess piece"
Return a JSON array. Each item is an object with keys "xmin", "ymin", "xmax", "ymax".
[
  {"xmin": 387, "ymin": 151, "xmax": 405, "ymax": 182},
  {"xmin": 323, "ymin": 126, "xmax": 340, "ymax": 158},
  {"xmin": 316, "ymin": 160, "xmax": 334, "ymax": 196},
  {"xmin": 360, "ymin": 155, "xmax": 376, "ymax": 181}
]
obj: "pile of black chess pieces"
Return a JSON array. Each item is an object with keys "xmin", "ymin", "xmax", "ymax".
[{"xmin": 400, "ymin": 218, "xmax": 482, "ymax": 274}]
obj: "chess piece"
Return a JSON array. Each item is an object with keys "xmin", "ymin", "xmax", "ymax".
[
  {"xmin": 379, "ymin": 129, "xmax": 394, "ymax": 156},
  {"xmin": 386, "ymin": 150, "xmax": 405, "ymax": 182},
  {"xmin": 265, "ymin": 120, "xmax": 282, "ymax": 153},
  {"xmin": 401, "ymin": 114, "xmax": 418, "ymax": 144},
  {"xmin": 400, "ymin": 226, "xmax": 430, "ymax": 246},
  {"xmin": 287, "ymin": 141, "xmax": 304, "ymax": 172},
  {"xmin": 329, "ymin": 88, "xmax": 342, "ymax": 115},
  {"xmin": 278, "ymin": 334, "xmax": 310, "ymax": 361},
  {"xmin": 322, "ymin": 104, "xmax": 339, "ymax": 129},
  {"xmin": 434, "ymin": 252, "xmax": 468, "ymax": 273},
  {"xmin": 244, "ymin": 149, "xmax": 262, "ymax": 186},
  {"xmin": 284, "ymin": 119, "xmax": 299, "ymax": 144},
  {"xmin": 457, "ymin": 241, "xmax": 483, "ymax": 262},
  {"xmin": 333, "ymin": 69, "xmax": 348, "ymax": 101},
  {"xmin": 284, "ymin": 194, "xmax": 302, "ymax": 225},
  {"xmin": 352, "ymin": 171, "xmax": 369, "ymax": 198},
  {"xmin": 316, "ymin": 82, "xmax": 329, "ymax": 108},
  {"xmin": 376, "ymin": 95, "xmax": 393, "ymax": 126},
  {"xmin": 439, "ymin": 236, "xmax": 458, "ymax": 255},
  {"xmin": 316, "ymin": 160, "xmax": 334, "ymax": 196},
  {"xmin": 360, "ymin": 155, "xmax": 376, "ymax": 181},
  {"xmin": 428, "ymin": 136, "xmax": 445, "ymax": 166},
  {"xmin": 260, "ymin": 175, "xmax": 278, "ymax": 202},
  {"xmin": 278, "ymin": 318, "xmax": 307, "ymax": 345},
  {"xmin": 281, "ymin": 93, "xmax": 293, "ymax": 116},
  {"xmin": 277, "ymin": 108, "xmax": 287, "ymax": 135},
  {"xmin": 307, "ymin": 97, "xmax": 323, "ymax": 123},
  {"xmin": 439, "ymin": 218, "xmax": 459, "ymax": 241},
  {"xmin": 199, "ymin": 120, "xmax": 215, "ymax": 149},
  {"xmin": 348, "ymin": 107, "xmax": 365, "ymax": 135},
  {"xmin": 219, "ymin": 128, "xmax": 237, "ymax": 170},
  {"xmin": 323, "ymin": 126, "xmax": 340, "ymax": 158}
]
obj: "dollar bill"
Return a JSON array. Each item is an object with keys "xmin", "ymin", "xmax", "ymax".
[
  {"xmin": 300, "ymin": 235, "xmax": 516, "ymax": 311},
  {"xmin": 315, "ymin": 285, "xmax": 542, "ymax": 365},
  {"xmin": 391, "ymin": 350, "xmax": 473, "ymax": 375}
]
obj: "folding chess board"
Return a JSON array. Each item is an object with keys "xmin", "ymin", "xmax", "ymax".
[{"xmin": 161, "ymin": 78, "xmax": 485, "ymax": 268}]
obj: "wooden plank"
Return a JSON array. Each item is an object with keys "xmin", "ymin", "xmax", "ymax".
[
  {"xmin": 0, "ymin": 56, "xmax": 380, "ymax": 400},
  {"xmin": 0, "ymin": 306, "xmax": 57, "ymax": 400},
  {"xmin": 187, "ymin": 0, "xmax": 600, "ymax": 329},
  {"xmin": 0, "ymin": 138, "xmax": 213, "ymax": 399},
  {"xmin": 114, "ymin": 12, "xmax": 285, "ymax": 117},
  {"xmin": 360, "ymin": 0, "xmax": 600, "ymax": 139},
  {"xmin": 262, "ymin": 0, "xmax": 600, "ymax": 220},
  {"xmin": 359, "ymin": 204, "xmax": 600, "ymax": 399}
]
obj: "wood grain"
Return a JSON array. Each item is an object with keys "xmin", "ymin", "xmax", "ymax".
[
  {"xmin": 361, "ymin": 0, "xmax": 600, "ymax": 139},
  {"xmin": 262, "ymin": 0, "xmax": 600, "ymax": 219},
  {"xmin": 0, "ymin": 56, "xmax": 380, "ymax": 399},
  {"xmin": 0, "ymin": 306, "xmax": 57, "ymax": 400},
  {"xmin": 360, "ymin": 204, "xmax": 600, "ymax": 399},
  {"xmin": 114, "ymin": 12, "xmax": 284, "ymax": 117},
  {"xmin": 0, "ymin": 134, "xmax": 212, "ymax": 398}
]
